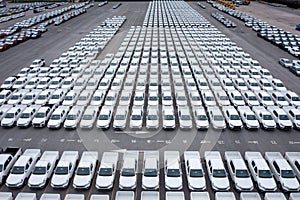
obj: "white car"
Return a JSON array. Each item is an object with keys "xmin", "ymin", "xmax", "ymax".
[
  {"xmin": 104, "ymin": 91, "xmax": 117, "ymax": 106},
  {"xmin": 284, "ymin": 91, "xmax": 300, "ymax": 108},
  {"xmin": 221, "ymin": 78, "xmax": 235, "ymax": 91},
  {"xmin": 28, "ymin": 151, "xmax": 59, "ymax": 188},
  {"xmin": 48, "ymin": 89, "xmax": 67, "ymax": 106},
  {"xmin": 255, "ymin": 90, "xmax": 275, "ymax": 107},
  {"xmin": 73, "ymin": 151, "xmax": 98, "ymax": 189},
  {"xmin": 265, "ymin": 152, "xmax": 300, "ymax": 192},
  {"xmin": 225, "ymin": 151, "xmax": 254, "ymax": 191},
  {"xmin": 162, "ymin": 106, "xmax": 176, "ymax": 129},
  {"xmin": 207, "ymin": 106, "xmax": 226, "ymax": 129},
  {"xmin": 164, "ymin": 151, "xmax": 183, "ymax": 190},
  {"xmin": 283, "ymin": 106, "xmax": 300, "ymax": 129},
  {"xmin": 17, "ymin": 105, "xmax": 40, "ymax": 127},
  {"xmin": 7, "ymin": 89, "xmax": 28, "ymax": 105},
  {"xmin": 130, "ymin": 106, "xmax": 143, "ymax": 129},
  {"xmin": 35, "ymin": 89, "xmax": 53, "ymax": 105},
  {"xmin": 0, "ymin": 76, "xmax": 17, "ymax": 89},
  {"xmin": 148, "ymin": 92, "xmax": 159, "ymax": 107},
  {"xmin": 270, "ymin": 91, "xmax": 289, "ymax": 108},
  {"xmin": 133, "ymin": 91, "xmax": 145, "ymax": 107},
  {"xmin": 285, "ymin": 152, "xmax": 300, "ymax": 181},
  {"xmin": 193, "ymin": 106, "xmax": 209, "ymax": 130},
  {"xmin": 47, "ymin": 106, "xmax": 69, "ymax": 129},
  {"xmin": 246, "ymin": 78, "xmax": 261, "ymax": 91},
  {"xmin": 146, "ymin": 107, "xmax": 159, "ymax": 129},
  {"xmin": 24, "ymin": 77, "xmax": 39, "ymax": 89},
  {"xmin": 73, "ymin": 78, "xmax": 87, "ymax": 91},
  {"xmin": 80, "ymin": 106, "xmax": 98, "ymax": 129},
  {"xmin": 97, "ymin": 106, "xmax": 113, "ymax": 129},
  {"xmin": 162, "ymin": 91, "xmax": 173, "ymax": 106},
  {"xmin": 63, "ymin": 106, "xmax": 83, "ymax": 129},
  {"xmin": 189, "ymin": 91, "xmax": 203, "ymax": 107},
  {"xmin": 76, "ymin": 90, "xmax": 92, "ymax": 106},
  {"xmin": 229, "ymin": 90, "xmax": 246, "ymax": 107},
  {"xmin": 233, "ymin": 78, "xmax": 248, "ymax": 91},
  {"xmin": 271, "ymin": 79, "xmax": 287, "ymax": 91},
  {"xmin": 96, "ymin": 152, "xmax": 119, "ymax": 190},
  {"xmin": 30, "ymin": 59, "xmax": 45, "ymax": 68},
  {"xmin": 267, "ymin": 106, "xmax": 293, "ymax": 129},
  {"xmin": 178, "ymin": 106, "xmax": 192, "ymax": 129},
  {"xmin": 184, "ymin": 151, "xmax": 206, "ymax": 190},
  {"xmin": 242, "ymin": 91, "xmax": 260, "ymax": 107},
  {"xmin": 20, "ymin": 89, "xmax": 41, "ymax": 105},
  {"xmin": 1, "ymin": 105, "xmax": 26, "ymax": 127},
  {"xmin": 202, "ymin": 90, "xmax": 217, "ymax": 107},
  {"xmin": 0, "ymin": 90, "xmax": 12, "ymax": 105},
  {"xmin": 36, "ymin": 77, "xmax": 51, "ymax": 89},
  {"xmin": 12, "ymin": 77, "xmax": 28, "ymax": 90},
  {"xmin": 205, "ymin": 151, "xmax": 230, "ymax": 191},
  {"xmin": 90, "ymin": 90, "xmax": 105, "ymax": 106},
  {"xmin": 253, "ymin": 106, "xmax": 276, "ymax": 129},
  {"xmin": 48, "ymin": 77, "xmax": 63, "ymax": 89},
  {"xmin": 142, "ymin": 151, "xmax": 159, "ymax": 190},
  {"xmin": 113, "ymin": 106, "xmax": 128, "ymax": 130},
  {"xmin": 237, "ymin": 106, "xmax": 260, "ymax": 129},
  {"xmin": 51, "ymin": 151, "xmax": 79, "ymax": 189},
  {"xmin": 62, "ymin": 90, "xmax": 79, "ymax": 106},
  {"xmin": 245, "ymin": 152, "xmax": 277, "ymax": 192},
  {"xmin": 222, "ymin": 106, "xmax": 243, "ymax": 130},
  {"xmin": 6, "ymin": 149, "xmax": 41, "ymax": 188},
  {"xmin": 119, "ymin": 151, "xmax": 139, "ymax": 190},
  {"xmin": 259, "ymin": 79, "xmax": 274, "ymax": 91},
  {"xmin": 214, "ymin": 90, "xmax": 230, "ymax": 107},
  {"xmin": 32, "ymin": 106, "xmax": 55, "ymax": 128}
]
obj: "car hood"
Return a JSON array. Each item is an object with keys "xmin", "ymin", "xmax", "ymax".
[
  {"xmin": 64, "ymin": 120, "xmax": 76, "ymax": 127},
  {"xmin": 32, "ymin": 118, "xmax": 46, "ymax": 124},
  {"xmin": 48, "ymin": 120, "xmax": 60, "ymax": 126},
  {"xmin": 1, "ymin": 118, "xmax": 14, "ymax": 125},
  {"xmin": 28, "ymin": 174, "xmax": 47, "ymax": 186},
  {"xmin": 258, "ymin": 178, "xmax": 277, "ymax": 190},
  {"xmin": 96, "ymin": 176, "xmax": 114, "ymax": 187},
  {"xmin": 119, "ymin": 176, "xmax": 136, "ymax": 188},
  {"xmin": 282, "ymin": 178, "xmax": 300, "ymax": 190},
  {"xmin": 6, "ymin": 174, "xmax": 24, "ymax": 185},
  {"xmin": 165, "ymin": 176, "xmax": 182, "ymax": 189},
  {"xmin": 163, "ymin": 120, "xmax": 175, "ymax": 127},
  {"xmin": 51, "ymin": 174, "xmax": 69, "ymax": 186},
  {"xmin": 17, "ymin": 118, "xmax": 30, "ymax": 125},
  {"xmin": 142, "ymin": 176, "xmax": 159, "ymax": 189},
  {"xmin": 147, "ymin": 120, "xmax": 159, "ymax": 127},
  {"xmin": 114, "ymin": 120, "xmax": 126, "ymax": 127},
  {"xmin": 73, "ymin": 175, "xmax": 90, "ymax": 187},
  {"xmin": 188, "ymin": 177, "xmax": 206, "ymax": 189},
  {"xmin": 130, "ymin": 120, "xmax": 142, "ymax": 127},
  {"xmin": 235, "ymin": 177, "xmax": 254, "ymax": 190},
  {"xmin": 211, "ymin": 177, "xmax": 230, "ymax": 190}
]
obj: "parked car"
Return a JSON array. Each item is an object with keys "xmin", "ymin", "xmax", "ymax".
[
  {"xmin": 119, "ymin": 151, "xmax": 139, "ymax": 190},
  {"xmin": 142, "ymin": 151, "xmax": 159, "ymax": 190},
  {"xmin": 164, "ymin": 151, "xmax": 182, "ymax": 190}
]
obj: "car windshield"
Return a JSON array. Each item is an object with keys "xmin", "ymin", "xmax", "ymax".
[
  {"xmin": 148, "ymin": 115, "xmax": 157, "ymax": 120},
  {"xmin": 20, "ymin": 113, "xmax": 30, "ymax": 118},
  {"xmin": 106, "ymin": 96, "xmax": 115, "ymax": 101},
  {"xmin": 0, "ymin": 165, "xmax": 2, "ymax": 172},
  {"xmin": 263, "ymin": 97, "xmax": 271, "ymax": 101},
  {"xmin": 190, "ymin": 169, "xmax": 203, "ymax": 177},
  {"xmin": 135, "ymin": 97, "xmax": 143, "ymax": 101},
  {"xmin": 263, "ymin": 115, "xmax": 273, "ymax": 120},
  {"xmin": 296, "ymin": 115, "xmax": 300, "ymax": 120},
  {"xmin": 225, "ymin": 82, "xmax": 233, "ymax": 86},
  {"xmin": 55, "ymin": 167, "xmax": 68, "ymax": 175},
  {"xmin": 167, "ymin": 169, "xmax": 180, "ymax": 177},
  {"xmin": 24, "ymin": 95, "xmax": 33, "ymax": 100},
  {"xmin": 164, "ymin": 96, "xmax": 172, "ymax": 100},
  {"xmin": 230, "ymin": 115, "xmax": 240, "ymax": 120},
  {"xmin": 122, "ymin": 168, "xmax": 135, "ymax": 176},
  {"xmin": 144, "ymin": 169, "xmax": 157, "ymax": 177},
  {"xmin": 259, "ymin": 170, "xmax": 272, "ymax": 178},
  {"xmin": 83, "ymin": 115, "xmax": 93, "ymax": 120},
  {"xmin": 248, "ymin": 96, "xmax": 257, "ymax": 100},
  {"xmin": 76, "ymin": 167, "xmax": 90, "ymax": 175},
  {"xmin": 99, "ymin": 168, "xmax": 112, "ymax": 176},
  {"xmin": 214, "ymin": 115, "xmax": 224, "ymax": 121},
  {"xmin": 35, "ymin": 112, "xmax": 45, "ymax": 118},
  {"xmin": 33, "ymin": 167, "xmax": 46, "ymax": 175},
  {"xmin": 132, "ymin": 115, "xmax": 141, "ymax": 120},
  {"xmin": 234, "ymin": 96, "xmax": 243, "ymax": 100},
  {"xmin": 279, "ymin": 115, "xmax": 289, "ymax": 120},
  {"xmin": 38, "ymin": 95, "xmax": 46, "ymax": 100},
  {"xmin": 51, "ymin": 114, "xmax": 61, "ymax": 120},
  {"xmin": 181, "ymin": 115, "xmax": 191, "ymax": 120},
  {"xmin": 220, "ymin": 96, "xmax": 228, "ymax": 100},
  {"xmin": 67, "ymin": 115, "xmax": 76, "ymax": 120},
  {"xmin": 115, "ymin": 115, "xmax": 125, "ymax": 120},
  {"xmin": 281, "ymin": 170, "xmax": 296, "ymax": 178},
  {"xmin": 213, "ymin": 169, "xmax": 226, "ymax": 177},
  {"xmin": 52, "ymin": 95, "xmax": 59, "ymax": 99},
  {"xmin": 236, "ymin": 169, "xmax": 250, "ymax": 178},
  {"xmin": 206, "ymin": 96, "xmax": 214, "ymax": 101},
  {"xmin": 164, "ymin": 115, "xmax": 174, "ymax": 120},
  {"xmin": 78, "ymin": 96, "xmax": 87, "ymax": 101},
  {"xmin": 292, "ymin": 97, "xmax": 300, "ymax": 101},
  {"xmin": 11, "ymin": 95, "xmax": 19, "ymax": 100},
  {"xmin": 65, "ymin": 96, "xmax": 73, "ymax": 100},
  {"xmin": 277, "ymin": 97, "xmax": 285, "ymax": 101},
  {"xmin": 5, "ymin": 113, "xmax": 14, "ymax": 119},
  {"xmin": 246, "ymin": 115, "xmax": 256, "ymax": 120},
  {"xmin": 99, "ymin": 115, "xmax": 108, "ymax": 120},
  {"xmin": 11, "ymin": 166, "xmax": 25, "ymax": 174},
  {"xmin": 149, "ymin": 97, "xmax": 157, "ymax": 101},
  {"xmin": 192, "ymin": 96, "xmax": 201, "ymax": 101}
]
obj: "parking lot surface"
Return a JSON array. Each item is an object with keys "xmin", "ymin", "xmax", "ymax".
[{"xmin": 0, "ymin": 1, "xmax": 300, "ymax": 200}]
